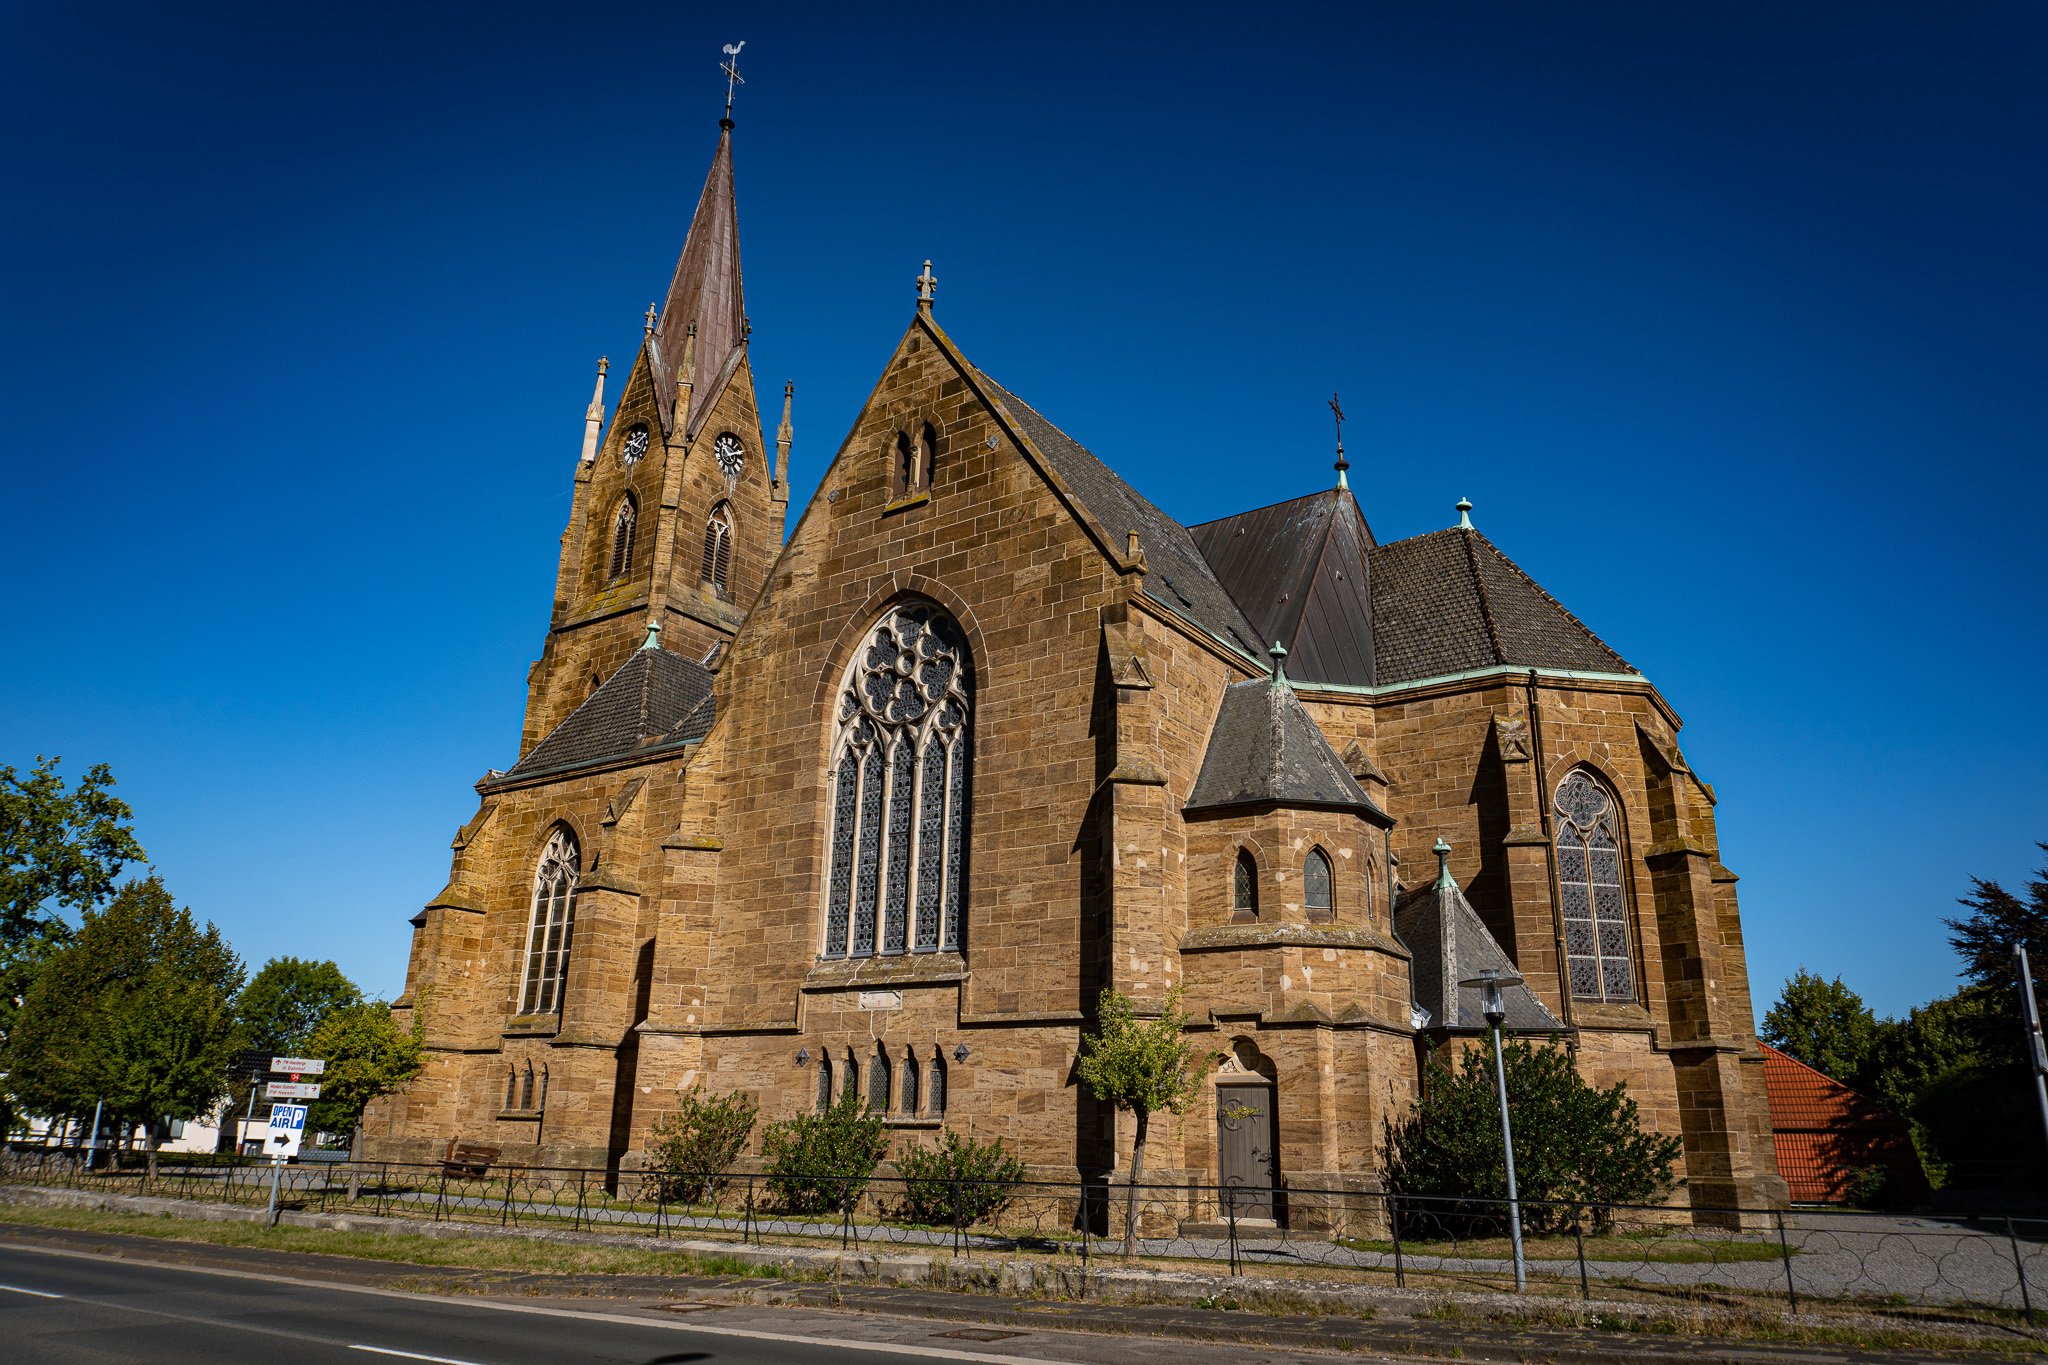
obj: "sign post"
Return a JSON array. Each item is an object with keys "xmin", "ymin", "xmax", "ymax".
[{"xmin": 265, "ymin": 1103, "xmax": 307, "ymax": 1220}]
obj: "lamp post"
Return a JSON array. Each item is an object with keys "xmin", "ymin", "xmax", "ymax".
[
  {"xmin": 1459, "ymin": 967, "xmax": 1527, "ymax": 1292},
  {"xmin": 2015, "ymin": 945, "xmax": 2048, "ymax": 1157}
]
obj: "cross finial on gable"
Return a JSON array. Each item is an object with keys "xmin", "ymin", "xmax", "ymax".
[
  {"xmin": 916, "ymin": 260, "xmax": 937, "ymax": 311},
  {"xmin": 644, "ymin": 302, "xmax": 657, "ymax": 338},
  {"xmin": 1329, "ymin": 391, "xmax": 1350, "ymax": 490}
]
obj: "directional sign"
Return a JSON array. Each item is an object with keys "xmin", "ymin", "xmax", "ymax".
[
  {"xmin": 267, "ymin": 1103, "xmax": 307, "ymax": 1159},
  {"xmin": 269, "ymin": 1057, "xmax": 326, "ymax": 1075},
  {"xmin": 265, "ymin": 1081, "xmax": 323, "ymax": 1100}
]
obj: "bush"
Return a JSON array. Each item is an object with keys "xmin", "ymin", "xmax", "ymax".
[
  {"xmin": 894, "ymin": 1127, "xmax": 1029, "ymax": 1226},
  {"xmin": 1384, "ymin": 1036, "xmax": 1680, "ymax": 1234},
  {"xmin": 646, "ymin": 1083, "xmax": 758, "ymax": 1204},
  {"xmin": 761, "ymin": 1088, "xmax": 886, "ymax": 1215}
]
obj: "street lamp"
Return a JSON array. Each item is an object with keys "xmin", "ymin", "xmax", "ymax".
[{"xmin": 1459, "ymin": 966, "xmax": 1527, "ymax": 1292}]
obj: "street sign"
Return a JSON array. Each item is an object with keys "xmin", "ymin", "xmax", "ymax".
[
  {"xmin": 266, "ymin": 1103, "xmax": 307, "ymax": 1159},
  {"xmin": 265, "ymin": 1081, "xmax": 322, "ymax": 1100},
  {"xmin": 269, "ymin": 1057, "xmax": 326, "ymax": 1075}
]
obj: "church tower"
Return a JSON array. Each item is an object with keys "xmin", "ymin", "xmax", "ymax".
[{"xmin": 521, "ymin": 113, "xmax": 788, "ymax": 755}]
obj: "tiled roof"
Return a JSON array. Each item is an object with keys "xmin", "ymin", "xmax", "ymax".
[
  {"xmin": 504, "ymin": 647, "xmax": 713, "ymax": 780},
  {"xmin": 1186, "ymin": 674, "xmax": 1389, "ymax": 819},
  {"xmin": 1189, "ymin": 489, "xmax": 1377, "ymax": 687},
  {"xmin": 1395, "ymin": 873, "xmax": 1565, "ymax": 1033},
  {"xmin": 1759, "ymin": 1043, "xmax": 1928, "ymax": 1204}
]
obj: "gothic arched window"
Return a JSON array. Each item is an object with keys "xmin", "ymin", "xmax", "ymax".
[
  {"xmin": 867, "ymin": 1046, "xmax": 891, "ymax": 1113},
  {"xmin": 519, "ymin": 827, "xmax": 579, "ymax": 1015},
  {"xmin": 901, "ymin": 1050, "xmax": 921, "ymax": 1116},
  {"xmin": 1304, "ymin": 847, "xmax": 1333, "ymax": 919},
  {"xmin": 892, "ymin": 431, "xmax": 914, "ymax": 498},
  {"xmin": 1233, "ymin": 850, "xmax": 1258, "ymax": 919},
  {"xmin": 842, "ymin": 1047, "xmax": 859, "ymax": 1103},
  {"xmin": 504, "ymin": 1066, "xmax": 517, "ymax": 1110},
  {"xmin": 536, "ymin": 1066, "xmax": 548, "ymax": 1113},
  {"xmin": 816, "ymin": 1056, "xmax": 833, "ymax": 1112},
  {"xmin": 918, "ymin": 422, "xmax": 937, "ymax": 489},
  {"xmin": 701, "ymin": 502, "xmax": 734, "ymax": 594},
  {"xmin": 608, "ymin": 496, "xmax": 638, "ymax": 579},
  {"xmin": 929, "ymin": 1050, "xmax": 947, "ymax": 1117},
  {"xmin": 821, "ymin": 601, "xmax": 972, "ymax": 960},
  {"xmin": 1555, "ymin": 769, "xmax": 1635, "ymax": 1002},
  {"xmin": 519, "ymin": 1062, "xmax": 535, "ymax": 1110}
]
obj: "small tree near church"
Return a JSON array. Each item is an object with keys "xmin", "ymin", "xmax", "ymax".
[{"xmin": 1077, "ymin": 986, "xmax": 1217, "ymax": 1259}]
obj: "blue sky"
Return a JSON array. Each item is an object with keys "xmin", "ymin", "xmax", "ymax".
[{"xmin": 3, "ymin": 2, "xmax": 2044, "ymax": 1020}]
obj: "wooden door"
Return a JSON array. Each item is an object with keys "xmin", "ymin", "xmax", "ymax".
[{"xmin": 1216, "ymin": 1083, "xmax": 1275, "ymax": 1220}]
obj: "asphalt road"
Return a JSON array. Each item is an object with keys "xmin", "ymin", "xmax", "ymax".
[{"xmin": 0, "ymin": 1244, "xmax": 1354, "ymax": 1365}]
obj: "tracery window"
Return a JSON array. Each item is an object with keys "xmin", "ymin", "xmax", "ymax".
[
  {"xmin": 821, "ymin": 601, "xmax": 972, "ymax": 960},
  {"xmin": 1555, "ymin": 769, "xmax": 1635, "ymax": 1002},
  {"xmin": 701, "ymin": 502, "xmax": 734, "ymax": 594},
  {"xmin": 519, "ymin": 827, "xmax": 579, "ymax": 1015},
  {"xmin": 1233, "ymin": 850, "xmax": 1258, "ymax": 919},
  {"xmin": 1304, "ymin": 847, "xmax": 1333, "ymax": 919},
  {"xmin": 608, "ymin": 496, "xmax": 638, "ymax": 579}
]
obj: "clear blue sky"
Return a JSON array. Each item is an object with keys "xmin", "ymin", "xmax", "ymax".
[{"xmin": 4, "ymin": 2, "xmax": 2044, "ymax": 1021}]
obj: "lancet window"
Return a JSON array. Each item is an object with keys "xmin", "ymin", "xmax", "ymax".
[
  {"xmin": 1233, "ymin": 850, "xmax": 1258, "ymax": 919},
  {"xmin": 608, "ymin": 496, "xmax": 638, "ymax": 579},
  {"xmin": 929, "ymin": 1051, "xmax": 947, "ymax": 1117},
  {"xmin": 519, "ymin": 827, "xmax": 579, "ymax": 1015},
  {"xmin": 1304, "ymin": 847, "xmax": 1333, "ymax": 919},
  {"xmin": 701, "ymin": 502, "xmax": 734, "ymax": 594},
  {"xmin": 1555, "ymin": 769, "xmax": 1635, "ymax": 1002},
  {"xmin": 816, "ymin": 1056, "xmax": 833, "ymax": 1112},
  {"xmin": 821, "ymin": 601, "xmax": 971, "ymax": 960},
  {"xmin": 902, "ymin": 1050, "xmax": 921, "ymax": 1116},
  {"xmin": 868, "ymin": 1046, "xmax": 891, "ymax": 1113}
]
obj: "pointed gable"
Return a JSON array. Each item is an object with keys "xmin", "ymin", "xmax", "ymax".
[
  {"xmin": 1190, "ymin": 489, "xmax": 1378, "ymax": 687},
  {"xmin": 1395, "ymin": 867, "xmax": 1563, "ymax": 1033},
  {"xmin": 1186, "ymin": 673, "xmax": 1389, "ymax": 819},
  {"xmin": 649, "ymin": 123, "xmax": 746, "ymax": 440},
  {"xmin": 503, "ymin": 647, "xmax": 713, "ymax": 780}
]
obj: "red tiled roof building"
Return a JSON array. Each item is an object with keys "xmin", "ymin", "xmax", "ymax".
[{"xmin": 1760, "ymin": 1042, "xmax": 1929, "ymax": 1204}]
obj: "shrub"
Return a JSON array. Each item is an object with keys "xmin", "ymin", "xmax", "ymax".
[
  {"xmin": 1384, "ymin": 1036, "xmax": 1680, "ymax": 1234},
  {"xmin": 646, "ymin": 1083, "xmax": 758, "ymax": 1204},
  {"xmin": 894, "ymin": 1127, "xmax": 1029, "ymax": 1226},
  {"xmin": 761, "ymin": 1087, "xmax": 886, "ymax": 1215}
]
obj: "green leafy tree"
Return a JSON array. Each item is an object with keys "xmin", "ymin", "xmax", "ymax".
[
  {"xmin": 894, "ymin": 1127, "xmax": 1029, "ymax": 1226},
  {"xmin": 1761, "ymin": 969, "xmax": 1880, "ymax": 1083},
  {"xmin": 760, "ymin": 1088, "xmax": 887, "ymax": 1215},
  {"xmin": 5, "ymin": 876, "xmax": 244, "ymax": 1177},
  {"xmin": 1075, "ymin": 986, "xmax": 1217, "ymax": 1258},
  {"xmin": 1384, "ymin": 1037, "xmax": 1680, "ymax": 1233},
  {"xmin": 1946, "ymin": 844, "xmax": 2048, "ymax": 991},
  {"xmin": 237, "ymin": 958, "xmax": 362, "ymax": 1056},
  {"xmin": 646, "ymin": 1083, "xmax": 759, "ymax": 1203},
  {"xmin": 302, "ymin": 1002, "xmax": 422, "ymax": 1149}
]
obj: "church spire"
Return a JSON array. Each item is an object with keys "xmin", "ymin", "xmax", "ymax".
[{"xmin": 649, "ymin": 113, "xmax": 746, "ymax": 441}]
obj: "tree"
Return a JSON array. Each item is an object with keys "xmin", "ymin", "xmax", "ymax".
[
  {"xmin": 237, "ymin": 958, "xmax": 362, "ymax": 1056},
  {"xmin": 4, "ymin": 876, "xmax": 244, "ymax": 1177},
  {"xmin": 1761, "ymin": 969, "xmax": 1880, "ymax": 1083},
  {"xmin": 1075, "ymin": 986, "xmax": 1217, "ymax": 1259},
  {"xmin": 302, "ymin": 1002, "xmax": 421, "ymax": 1148},
  {"xmin": 0, "ymin": 756, "xmax": 146, "ymax": 944},
  {"xmin": 1946, "ymin": 844, "xmax": 2048, "ymax": 991},
  {"xmin": 1384, "ymin": 1037, "xmax": 1681, "ymax": 1232}
]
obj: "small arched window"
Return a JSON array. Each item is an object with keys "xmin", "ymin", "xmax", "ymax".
[
  {"xmin": 929, "ymin": 1050, "xmax": 947, "ymax": 1117},
  {"xmin": 519, "ymin": 827, "xmax": 579, "ymax": 1015},
  {"xmin": 918, "ymin": 422, "xmax": 937, "ymax": 489},
  {"xmin": 1556, "ymin": 769, "xmax": 1635, "ymax": 1002},
  {"xmin": 504, "ymin": 1066, "xmax": 517, "ymax": 1110},
  {"xmin": 842, "ymin": 1047, "xmax": 859, "ymax": 1103},
  {"xmin": 816, "ymin": 1055, "xmax": 833, "ymax": 1112},
  {"xmin": 867, "ymin": 1046, "xmax": 891, "ymax": 1113},
  {"xmin": 519, "ymin": 1062, "xmax": 535, "ymax": 1110},
  {"xmin": 608, "ymin": 495, "xmax": 638, "ymax": 579},
  {"xmin": 1304, "ymin": 847, "xmax": 1333, "ymax": 919},
  {"xmin": 893, "ymin": 431, "xmax": 914, "ymax": 498},
  {"xmin": 901, "ymin": 1050, "xmax": 921, "ymax": 1116},
  {"xmin": 536, "ymin": 1066, "xmax": 548, "ymax": 1113},
  {"xmin": 1233, "ymin": 850, "xmax": 1258, "ymax": 919},
  {"xmin": 701, "ymin": 502, "xmax": 734, "ymax": 594}
]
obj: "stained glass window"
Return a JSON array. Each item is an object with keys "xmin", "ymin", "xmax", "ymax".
[
  {"xmin": 608, "ymin": 496, "xmax": 637, "ymax": 579},
  {"xmin": 820, "ymin": 602, "xmax": 972, "ymax": 960},
  {"xmin": 520, "ymin": 827, "xmax": 579, "ymax": 1014},
  {"xmin": 1304, "ymin": 847, "xmax": 1333, "ymax": 918},
  {"xmin": 1233, "ymin": 851, "xmax": 1257, "ymax": 917},
  {"xmin": 1556, "ymin": 770, "xmax": 1635, "ymax": 1002}
]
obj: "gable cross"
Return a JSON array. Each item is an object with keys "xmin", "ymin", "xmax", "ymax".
[{"xmin": 915, "ymin": 259, "xmax": 937, "ymax": 308}]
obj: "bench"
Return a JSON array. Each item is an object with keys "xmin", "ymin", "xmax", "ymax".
[{"xmin": 441, "ymin": 1140, "xmax": 500, "ymax": 1179}]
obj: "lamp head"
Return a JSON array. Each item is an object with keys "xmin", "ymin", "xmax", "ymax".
[{"xmin": 1457, "ymin": 966, "xmax": 1524, "ymax": 1028}]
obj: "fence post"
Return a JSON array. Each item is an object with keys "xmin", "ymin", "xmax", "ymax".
[
  {"xmin": 434, "ymin": 1168, "xmax": 448, "ymax": 1222},
  {"xmin": 1389, "ymin": 1192, "xmax": 1405, "ymax": 1289},
  {"xmin": 1226, "ymin": 1186, "xmax": 1241, "ymax": 1277},
  {"xmin": 501, "ymin": 1170, "xmax": 514, "ymax": 1227},
  {"xmin": 575, "ymin": 1170, "xmax": 587, "ymax": 1231},
  {"xmin": 2009, "ymin": 1216, "xmax": 2036, "ymax": 1324},
  {"xmin": 744, "ymin": 1174, "xmax": 755, "ymax": 1246},
  {"xmin": 1573, "ymin": 1203, "xmax": 1589, "ymax": 1301},
  {"xmin": 952, "ymin": 1177, "xmax": 964, "ymax": 1257},
  {"xmin": 377, "ymin": 1162, "xmax": 388, "ymax": 1218},
  {"xmin": 1774, "ymin": 1209, "xmax": 1799, "ymax": 1314}
]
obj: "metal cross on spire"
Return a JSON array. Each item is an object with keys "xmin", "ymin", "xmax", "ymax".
[
  {"xmin": 721, "ymin": 41, "xmax": 746, "ymax": 121},
  {"xmin": 1329, "ymin": 391, "xmax": 1350, "ymax": 490}
]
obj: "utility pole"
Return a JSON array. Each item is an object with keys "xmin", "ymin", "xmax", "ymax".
[{"xmin": 2015, "ymin": 945, "xmax": 2048, "ymax": 1157}]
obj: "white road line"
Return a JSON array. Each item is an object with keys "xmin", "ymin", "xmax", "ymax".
[
  {"xmin": 0, "ymin": 1283, "xmax": 63, "ymax": 1298},
  {"xmin": 349, "ymin": 1347, "xmax": 490, "ymax": 1365}
]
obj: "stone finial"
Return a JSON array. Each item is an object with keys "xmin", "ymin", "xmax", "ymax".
[
  {"xmin": 641, "ymin": 618, "xmax": 663, "ymax": 651},
  {"xmin": 579, "ymin": 356, "xmax": 609, "ymax": 464},
  {"xmin": 1456, "ymin": 497, "xmax": 1474, "ymax": 530},
  {"xmin": 774, "ymin": 380, "xmax": 794, "ymax": 492},
  {"xmin": 1433, "ymin": 837, "xmax": 1453, "ymax": 889},
  {"xmin": 1269, "ymin": 639, "xmax": 1288, "ymax": 683},
  {"xmin": 644, "ymin": 302, "xmax": 657, "ymax": 338},
  {"xmin": 916, "ymin": 260, "xmax": 937, "ymax": 310}
]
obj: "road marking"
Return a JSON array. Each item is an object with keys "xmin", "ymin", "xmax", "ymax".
[
  {"xmin": 0, "ymin": 1283, "xmax": 63, "ymax": 1298},
  {"xmin": 349, "ymin": 1348, "xmax": 490, "ymax": 1365}
]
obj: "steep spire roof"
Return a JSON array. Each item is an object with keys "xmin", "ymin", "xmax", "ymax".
[
  {"xmin": 1189, "ymin": 489, "xmax": 1379, "ymax": 687},
  {"xmin": 1185, "ymin": 669, "xmax": 1389, "ymax": 820},
  {"xmin": 648, "ymin": 122, "xmax": 746, "ymax": 440}
]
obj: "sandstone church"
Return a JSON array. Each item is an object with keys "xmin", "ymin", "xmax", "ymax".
[{"xmin": 362, "ymin": 105, "xmax": 1788, "ymax": 1216}]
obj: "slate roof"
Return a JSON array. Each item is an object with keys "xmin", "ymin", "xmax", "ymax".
[
  {"xmin": 1186, "ymin": 673, "xmax": 1390, "ymax": 820},
  {"xmin": 1368, "ymin": 528, "xmax": 1633, "ymax": 685},
  {"xmin": 1760, "ymin": 1043, "xmax": 1929, "ymax": 1204},
  {"xmin": 975, "ymin": 376, "xmax": 1267, "ymax": 660},
  {"xmin": 504, "ymin": 647, "xmax": 715, "ymax": 780},
  {"xmin": 647, "ymin": 123, "xmax": 746, "ymax": 441},
  {"xmin": 1395, "ymin": 868, "xmax": 1565, "ymax": 1033},
  {"xmin": 1190, "ymin": 489, "xmax": 1378, "ymax": 687}
]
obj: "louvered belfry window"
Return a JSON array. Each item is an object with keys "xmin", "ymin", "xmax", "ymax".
[
  {"xmin": 1555, "ymin": 770, "xmax": 1635, "ymax": 1002},
  {"xmin": 821, "ymin": 601, "xmax": 971, "ymax": 961},
  {"xmin": 608, "ymin": 497, "xmax": 638, "ymax": 579},
  {"xmin": 701, "ymin": 502, "xmax": 734, "ymax": 593},
  {"xmin": 520, "ymin": 827, "xmax": 579, "ymax": 1014}
]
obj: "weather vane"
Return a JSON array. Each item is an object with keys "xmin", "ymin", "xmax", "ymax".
[
  {"xmin": 1329, "ymin": 391, "xmax": 1350, "ymax": 489},
  {"xmin": 721, "ymin": 41, "xmax": 746, "ymax": 120}
]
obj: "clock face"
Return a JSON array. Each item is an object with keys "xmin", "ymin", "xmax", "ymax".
[
  {"xmin": 620, "ymin": 424, "xmax": 650, "ymax": 466},
  {"xmin": 714, "ymin": 432, "xmax": 745, "ymax": 479}
]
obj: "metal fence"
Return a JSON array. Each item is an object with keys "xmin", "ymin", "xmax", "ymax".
[{"xmin": 3, "ymin": 1144, "xmax": 2042, "ymax": 1323}]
